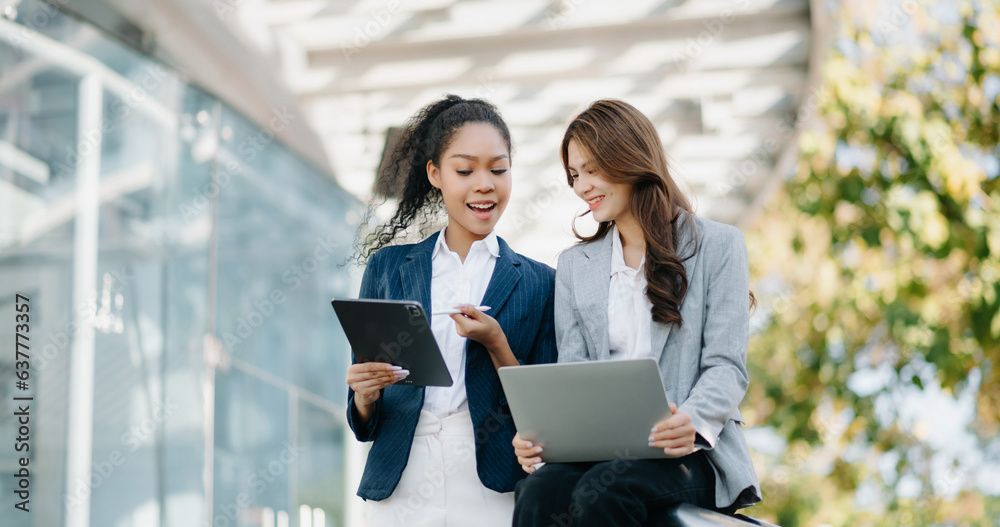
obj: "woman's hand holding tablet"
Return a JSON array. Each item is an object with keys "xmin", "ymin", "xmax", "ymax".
[
  {"xmin": 346, "ymin": 362, "xmax": 409, "ymax": 423},
  {"xmin": 332, "ymin": 299, "xmax": 454, "ymax": 387}
]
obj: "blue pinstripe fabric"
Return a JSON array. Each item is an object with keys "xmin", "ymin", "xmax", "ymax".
[{"xmin": 346, "ymin": 231, "xmax": 558, "ymax": 501}]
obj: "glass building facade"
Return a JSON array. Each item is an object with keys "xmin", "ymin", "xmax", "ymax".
[{"xmin": 0, "ymin": 1, "xmax": 360, "ymax": 526}]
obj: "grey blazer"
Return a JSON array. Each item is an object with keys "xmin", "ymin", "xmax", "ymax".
[{"xmin": 554, "ymin": 214, "xmax": 762, "ymax": 510}]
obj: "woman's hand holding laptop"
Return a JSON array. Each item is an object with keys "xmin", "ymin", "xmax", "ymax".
[
  {"xmin": 647, "ymin": 402, "xmax": 697, "ymax": 456},
  {"xmin": 512, "ymin": 433, "xmax": 544, "ymax": 474},
  {"xmin": 346, "ymin": 362, "xmax": 409, "ymax": 423},
  {"xmin": 511, "ymin": 402, "xmax": 696, "ymax": 473}
]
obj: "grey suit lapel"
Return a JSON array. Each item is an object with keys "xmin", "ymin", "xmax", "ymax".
[
  {"xmin": 650, "ymin": 320, "xmax": 671, "ymax": 363},
  {"xmin": 576, "ymin": 234, "xmax": 613, "ymax": 361},
  {"xmin": 579, "ymin": 231, "xmax": 674, "ymax": 362},
  {"xmin": 649, "ymin": 214, "xmax": 699, "ymax": 361}
]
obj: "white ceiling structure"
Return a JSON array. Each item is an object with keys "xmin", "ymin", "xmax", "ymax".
[
  {"xmin": 127, "ymin": 0, "xmax": 821, "ymax": 265},
  {"xmin": 265, "ymin": 0, "xmax": 819, "ymax": 264}
]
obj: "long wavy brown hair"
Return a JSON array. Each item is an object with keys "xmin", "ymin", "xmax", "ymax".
[{"xmin": 561, "ymin": 99, "xmax": 755, "ymax": 326}]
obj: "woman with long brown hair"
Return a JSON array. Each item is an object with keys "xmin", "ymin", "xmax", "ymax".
[{"xmin": 511, "ymin": 99, "xmax": 761, "ymax": 525}]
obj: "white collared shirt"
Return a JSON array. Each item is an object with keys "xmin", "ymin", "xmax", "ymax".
[
  {"xmin": 607, "ymin": 225, "xmax": 654, "ymax": 360},
  {"xmin": 425, "ymin": 227, "xmax": 499, "ymax": 417}
]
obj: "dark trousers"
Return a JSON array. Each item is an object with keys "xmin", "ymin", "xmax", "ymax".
[{"xmin": 512, "ymin": 452, "xmax": 716, "ymax": 527}]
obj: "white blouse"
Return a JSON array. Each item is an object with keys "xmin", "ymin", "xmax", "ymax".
[
  {"xmin": 424, "ymin": 227, "xmax": 499, "ymax": 417},
  {"xmin": 607, "ymin": 225, "xmax": 654, "ymax": 360}
]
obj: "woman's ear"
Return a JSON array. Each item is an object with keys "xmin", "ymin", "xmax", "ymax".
[{"xmin": 427, "ymin": 159, "xmax": 442, "ymax": 189}]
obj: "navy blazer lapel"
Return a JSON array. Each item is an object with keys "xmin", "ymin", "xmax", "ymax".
[
  {"xmin": 577, "ymin": 234, "xmax": 613, "ymax": 361},
  {"xmin": 480, "ymin": 237, "xmax": 522, "ymax": 318},
  {"xmin": 399, "ymin": 232, "xmax": 437, "ymax": 314}
]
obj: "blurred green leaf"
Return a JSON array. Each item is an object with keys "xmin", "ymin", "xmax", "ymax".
[{"xmin": 743, "ymin": 0, "xmax": 1000, "ymax": 524}]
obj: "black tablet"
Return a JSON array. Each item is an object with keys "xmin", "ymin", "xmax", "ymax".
[{"xmin": 332, "ymin": 298, "xmax": 453, "ymax": 387}]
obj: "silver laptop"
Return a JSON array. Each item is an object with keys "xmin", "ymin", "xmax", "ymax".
[{"xmin": 498, "ymin": 358, "xmax": 674, "ymax": 463}]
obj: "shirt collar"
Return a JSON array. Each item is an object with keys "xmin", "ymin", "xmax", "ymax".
[
  {"xmin": 610, "ymin": 224, "xmax": 644, "ymax": 277},
  {"xmin": 433, "ymin": 227, "xmax": 500, "ymax": 260}
]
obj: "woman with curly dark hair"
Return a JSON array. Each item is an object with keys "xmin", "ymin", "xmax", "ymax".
[
  {"xmin": 345, "ymin": 94, "xmax": 557, "ymax": 526},
  {"xmin": 511, "ymin": 99, "xmax": 761, "ymax": 526}
]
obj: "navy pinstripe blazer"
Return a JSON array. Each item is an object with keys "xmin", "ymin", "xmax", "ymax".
[{"xmin": 347, "ymin": 231, "xmax": 558, "ymax": 500}]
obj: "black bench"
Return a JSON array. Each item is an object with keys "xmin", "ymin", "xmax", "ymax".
[{"xmin": 653, "ymin": 503, "xmax": 781, "ymax": 526}]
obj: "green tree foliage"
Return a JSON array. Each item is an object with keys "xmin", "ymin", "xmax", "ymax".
[{"xmin": 744, "ymin": 0, "xmax": 1000, "ymax": 525}]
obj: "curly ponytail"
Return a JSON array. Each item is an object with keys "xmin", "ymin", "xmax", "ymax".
[{"xmin": 357, "ymin": 94, "xmax": 511, "ymax": 260}]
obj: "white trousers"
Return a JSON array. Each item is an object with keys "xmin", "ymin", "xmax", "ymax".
[{"xmin": 364, "ymin": 410, "xmax": 514, "ymax": 527}]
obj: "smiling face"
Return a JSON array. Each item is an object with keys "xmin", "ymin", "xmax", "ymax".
[
  {"xmin": 427, "ymin": 122, "xmax": 512, "ymax": 246},
  {"xmin": 566, "ymin": 139, "xmax": 634, "ymax": 225}
]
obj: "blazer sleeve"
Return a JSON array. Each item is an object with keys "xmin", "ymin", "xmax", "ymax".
[
  {"xmin": 679, "ymin": 226, "xmax": 751, "ymax": 449},
  {"xmin": 555, "ymin": 252, "xmax": 590, "ymax": 363},
  {"xmin": 346, "ymin": 251, "xmax": 385, "ymax": 443}
]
